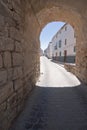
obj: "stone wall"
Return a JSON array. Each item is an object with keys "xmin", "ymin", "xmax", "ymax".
[
  {"xmin": 64, "ymin": 63, "xmax": 76, "ymax": 75},
  {"xmin": 0, "ymin": 0, "xmax": 40, "ymax": 130}
]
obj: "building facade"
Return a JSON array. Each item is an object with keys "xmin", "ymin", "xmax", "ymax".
[
  {"xmin": 45, "ymin": 23, "xmax": 76, "ymax": 63},
  {"xmin": 44, "ymin": 42, "xmax": 53, "ymax": 59}
]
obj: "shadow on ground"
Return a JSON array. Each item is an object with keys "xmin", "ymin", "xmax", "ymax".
[{"xmin": 10, "ymin": 83, "xmax": 87, "ymax": 130}]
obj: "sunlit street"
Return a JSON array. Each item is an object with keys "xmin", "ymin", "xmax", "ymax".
[{"xmin": 36, "ymin": 56, "xmax": 80, "ymax": 87}]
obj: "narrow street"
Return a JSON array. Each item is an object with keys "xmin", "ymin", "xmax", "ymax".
[
  {"xmin": 10, "ymin": 56, "xmax": 87, "ymax": 130},
  {"xmin": 36, "ymin": 56, "xmax": 80, "ymax": 87}
]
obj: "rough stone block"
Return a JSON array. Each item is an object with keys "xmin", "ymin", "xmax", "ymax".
[
  {"xmin": 0, "ymin": 82, "xmax": 13, "ymax": 104},
  {"xmin": 4, "ymin": 38, "xmax": 14, "ymax": 51},
  {"xmin": 13, "ymin": 12, "xmax": 21, "ymax": 23},
  {"xmin": 16, "ymin": 88, "xmax": 24, "ymax": 112},
  {"xmin": 0, "ymin": 69, "xmax": 7, "ymax": 86},
  {"xmin": 0, "ymin": 14, "xmax": 5, "ymax": 26},
  {"xmin": 15, "ymin": 41, "xmax": 22, "ymax": 52},
  {"xmin": 7, "ymin": 68, "xmax": 13, "ymax": 81},
  {"xmin": 14, "ymin": 78, "xmax": 23, "ymax": 91},
  {"xmin": 0, "ymin": 1, "xmax": 10, "ymax": 17},
  {"xmin": 5, "ymin": 17, "xmax": 16, "ymax": 27},
  {"xmin": 0, "ymin": 102, "xmax": 7, "ymax": 112},
  {"xmin": 17, "ymin": 87, "xmax": 23, "ymax": 102},
  {"xmin": 7, "ymin": 95, "xmax": 17, "ymax": 121},
  {"xmin": 4, "ymin": 51, "xmax": 11, "ymax": 68},
  {"xmin": 13, "ymin": 66, "xmax": 23, "ymax": 80},
  {"xmin": 0, "ymin": 25, "xmax": 8, "ymax": 37},
  {"xmin": 10, "ymin": 27, "xmax": 21, "ymax": 41},
  {"xmin": 0, "ymin": 38, "xmax": 14, "ymax": 52},
  {"xmin": 7, "ymin": 93, "xmax": 17, "ymax": 110},
  {"xmin": 0, "ymin": 54, "xmax": 3, "ymax": 68},
  {"xmin": 12, "ymin": 0, "xmax": 21, "ymax": 13},
  {"xmin": 12, "ymin": 52, "xmax": 23, "ymax": 66}
]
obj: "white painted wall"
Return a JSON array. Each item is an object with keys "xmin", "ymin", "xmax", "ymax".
[
  {"xmin": 44, "ymin": 23, "xmax": 76, "ymax": 59},
  {"xmin": 52, "ymin": 24, "xmax": 76, "ymax": 57}
]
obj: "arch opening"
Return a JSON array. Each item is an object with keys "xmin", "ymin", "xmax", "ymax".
[
  {"xmin": 36, "ymin": 21, "xmax": 81, "ymax": 87},
  {"xmin": 34, "ymin": 4, "xmax": 87, "ymax": 84},
  {"xmin": 40, "ymin": 21, "xmax": 76, "ymax": 64}
]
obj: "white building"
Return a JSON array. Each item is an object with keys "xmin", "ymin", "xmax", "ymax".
[
  {"xmin": 44, "ymin": 23, "xmax": 76, "ymax": 63},
  {"xmin": 44, "ymin": 42, "xmax": 53, "ymax": 59}
]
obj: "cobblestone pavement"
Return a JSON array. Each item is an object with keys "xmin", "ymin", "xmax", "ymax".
[{"xmin": 10, "ymin": 84, "xmax": 87, "ymax": 130}]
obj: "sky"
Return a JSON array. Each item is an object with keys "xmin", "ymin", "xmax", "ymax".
[{"xmin": 40, "ymin": 21, "xmax": 65, "ymax": 50}]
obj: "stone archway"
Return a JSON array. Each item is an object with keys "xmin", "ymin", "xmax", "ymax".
[
  {"xmin": 23, "ymin": 0, "xmax": 87, "ymax": 84},
  {"xmin": 0, "ymin": 0, "xmax": 87, "ymax": 130},
  {"xmin": 30, "ymin": 1, "xmax": 87, "ymax": 83}
]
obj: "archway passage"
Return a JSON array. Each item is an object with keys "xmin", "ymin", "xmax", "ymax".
[
  {"xmin": 0, "ymin": 0, "xmax": 87, "ymax": 130},
  {"xmin": 34, "ymin": 4, "xmax": 87, "ymax": 84},
  {"xmin": 37, "ymin": 21, "xmax": 80, "ymax": 87}
]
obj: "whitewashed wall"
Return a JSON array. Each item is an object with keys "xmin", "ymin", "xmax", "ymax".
[{"xmin": 52, "ymin": 24, "xmax": 76, "ymax": 57}]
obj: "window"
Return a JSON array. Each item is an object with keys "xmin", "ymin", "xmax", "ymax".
[
  {"xmin": 64, "ymin": 50, "xmax": 67, "ymax": 62},
  {"xmin": 54, "ymin": 45, "xmax": 57, "ymax": 50},
  {"xmin": 74, "ymin": 46, "xmax": 76, "ymax": 52},
  {"xmin": 59, "ymin": 52, "xmax": 61, "ymax": 56},
  {"xmin": 56, "ymin": 52, "xmax": 58, "ymax": 56},
  {"xmin": 54, "ymin": 42, "xmax": 57, "ymax": 50},
  {"xmin": 59, "ymin": 40, "xmax": 62, "ymax": 48},
  {"xmin": 64, "ymin": 50, "xmax": 67, "ymax": 56},
  {"xmin": 65, "ymin": 39, "xmax": 67, "ymax": 45}
]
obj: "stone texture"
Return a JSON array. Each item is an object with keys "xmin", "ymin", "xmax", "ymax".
[
  {"xmin": 0, "ymin": 14, "xmax": 5, "ymax": 26},
  {"xmin": 13, "ymin": 78, "xmax": 23, "ymax": 91},
  {"xmin": 0, "ymin": 54, "xmax": 3, "ymax": 68},
  {"xmin": 0, "ymin": 38, "xmax": 14, "ymax": 52},
  {"xmin": 0, "ymin": 81, "xmax": 13, "ymax": 104},
  {"xmin": 13, "ymin": 66, "xmax": 23, "ymax": 80},
  {"xmin": 7, "ymin": 93, "xmax": 17, "ymax": 120},
  {"xmin": 0, "ymin": 69, "xmax": 7, "ymax": 86},
  {"xmin": 12, "ymin": 52, "xmax": 23, "ymax": 66},
  {"xmin": 4, "ymin": 17, "xmax": 16, "ymax": 27},
  {"xmin": 3, "ymin": 51, "xmax": 11, "ymax": 68},
  {"xmin": 64, "ymin": 63, "xmax": 76, "ymax": 75},
  {"xmin": 10, "ymin": 27, "xmax": 21, "ymax": 41},
  {"xmin": 0, "ymin": 101, "xmax": 7, "ymax": 112},
  {"xmin": 7, "ymin": 68, "xmax": 13, "ymax": 81},
  {"xmin": 17, "ymin": 87, "xmax": 24, "ymax": 106},
  {"xmin": 15, "ymin": 41, "xmax": 22, "ymax": 52},
  {"xmin": 0, "ymin": 27, "xmax": 8, "ymax": 38}
]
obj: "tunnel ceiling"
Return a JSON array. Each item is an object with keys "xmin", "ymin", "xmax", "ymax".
[
  {"xmin": 30, "ymin": 0, "xmax": 87, "ymax": 14},
  {"xmin": 28, "ymin": 0, "xmax": 86, "ymax": 37}
]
